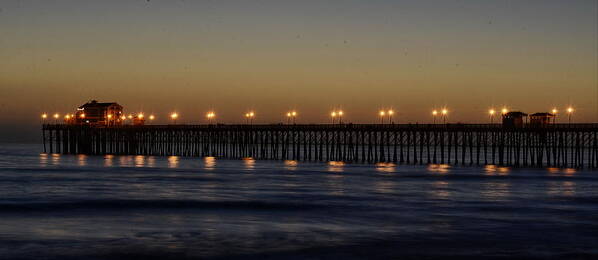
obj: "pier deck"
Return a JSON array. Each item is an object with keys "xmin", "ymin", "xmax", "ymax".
[{"xmin": 42, "ymin": 124, "xmax": 598, "ymax": 168}]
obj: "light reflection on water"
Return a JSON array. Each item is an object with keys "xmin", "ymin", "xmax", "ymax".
[
  {"xmin": 77, "ymin": 155, "xmax": 87, "ymax": 166},
  {"xmin": 548, "ymin": 181, "xmax": 576, "ymax": 197},
  {"xmin": 147, "ymin": 156, "xmax": 156, "ymax": 167},
  {"xmin": 430, "ymin": 181, "xmax": 451, "ymax": 200},
  {"xmin": 119, "ymin": 156, "xmax": 131, "ymax": 166},
  {"xmin": 39, "ymin": 153, "xmax": 48, "ymax": 166},
  {"xmin": 428, "ymin": 164, "xmax": 450, "ymax": 174},
  {"xmin": 104, "ymin": 155, "xmax": 114, "ymax": 167},
  {"xmin": 481, "ymin": 182, "xmax": 511, "ymax": 201},
  {"xmin": 547, "ymin": 167, "xmax": 577, "ymax": 177},
  {"xmin": 484, "ymin": 165, "xmax": 510, "ymax": 176},
  {"xmin": 51, "ymin": 153, "xmax": 61, "ymax": 164},
  {"xmin": 134, "ymin": 155, "xmax": 145, "ymax": 167},
  {"xmin": 204, "ymin": 157, "xmax": 216, "ymax": 170},
  {"xmin": 328, "ymin": 161, "xmax": 345, "ymax": 172},
  {"xmin": 168, "ymin": 156, "xmax": 179, "ymax": 168},
  {"xmin": 243, "ymin": 157, "xmax": 255, "ymax": 170},
  {"xmin": 284, "ymin": 160, "xmax": 298, "ymax": 171},
  {"xmin": 375, "ymin": 162, "xmax": 396, "ymax": 173}
]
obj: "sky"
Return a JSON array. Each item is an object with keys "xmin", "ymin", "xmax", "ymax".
[{"xmin": 0, "ymin": 0, "xmax": 597, "ymax": 142}]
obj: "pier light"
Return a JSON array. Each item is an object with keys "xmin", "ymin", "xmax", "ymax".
[
  {"xmin": 286, "ymin": 111, "xmax": 297, "ymax": 124},
  {"xmin": 206, "ymin": 112, "xmax": 216, "ymax": 124},
  {"xmin": 170, "ymin": 112, "xmax": 178, "ymax": 124},
  {"xmin": 379, "ymin": 110, "xmax": 386, "ymax": 124},
  {"xmin": 80, "ymin": 113, "xmax": 85, "ymax": 119},
  {"xmin": 149, "ymin": 115, "xmax": 155, "ymax": 120},
  {"xmin": 138, "ymin": 113, "xmax": 144, "ymax": 119},
  {"xmin": 387, "ymin": 110, "xmax": 394, "ymax": 124},
  {"xmin": 127, "ymin": 114, "xmax": 133, "ymax": 119},
  {"xmin": 245, "ymin": 111, "xmax": 255, "ymax": 124},
  {"xmin": 41, "ymin": 113, "xmax": 47, "ymax": 119},
  {"xmin": 121, "ymin": 115, "xmax": 126, "ymax": 120},
  {"xmin": 53, "ymin": 113, "xmax": 59, "ymax": 124},
  {"xmin": 441, "ymin": 109, "xmax": 448, "ymax": 124},
  {"xmin": 432, "ymin": 110, "xmax": 438, "ymax": 124},
  {"xmin": 489, "ymin": 109, "xmax": 496, "ymax": 124},
  {"xmin": 338, "ymin": 110, "xmax": 343, "ymax": 116},
  {"xmin": 501, "ymin": 108, "xmax": 508, "ymax": 115},
  {"xmin": 107, "ymin": 114, "xmax": 112, "ymax": 119},
  {"xmin": 551, "ymin": 108, "xmax": 558, "ymax": 124},
  {"xmin": 566, "ymin": 107, "xmax": 574, "ymax": 124},
  {"xmin": 331, "ymin": 111, "xmax": 337, "ymax": 124}
]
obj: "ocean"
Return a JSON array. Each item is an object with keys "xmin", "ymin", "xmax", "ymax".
[{"xmin": 0, "ymin": 143, "xmax": 597, "ymax": 259}]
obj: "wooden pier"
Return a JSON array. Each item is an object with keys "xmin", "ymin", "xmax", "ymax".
[{"xmin": 42, "ymin": 124, "xmax": 598, "ymax": 168}]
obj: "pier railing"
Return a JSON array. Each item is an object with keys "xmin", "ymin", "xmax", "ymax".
[{"xmin": 42, "ymin": 123, "xmax": 598, "ymax": 168}]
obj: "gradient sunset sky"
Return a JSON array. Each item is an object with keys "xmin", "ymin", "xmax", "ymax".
[{"xmin": 0, "ymin": 0, "xmax": 596, "ymax": 141}]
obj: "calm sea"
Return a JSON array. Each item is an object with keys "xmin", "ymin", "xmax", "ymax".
[{"xmin": 1, "ymin": 143, "xmax": 597, "ymax": 259}]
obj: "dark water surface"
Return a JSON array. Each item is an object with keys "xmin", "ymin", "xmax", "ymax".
[{"xmin": 1, "ymin": 144, "xmax": 597, "ymax": 259}]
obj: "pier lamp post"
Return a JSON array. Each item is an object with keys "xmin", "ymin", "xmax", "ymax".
[
  {"xmin": 441, "ymin": 109, "xmax": 448, "ymax": 124},
  {"xmin": 149, "ymin": 115, "xmax": 155, "ymax": 124},
  {"xmin": 170, "ymin": 113, "xmax": 178, "ymax": 124},
  {"xmin": 388, "ymin": 110, "xmax": 394, "ymax": 124},
  {"xmin": 432, "ymin": 110, "xmax": 438, "ymax": 124},
  {"xmin": 41, "ymin": 113, "xmax": 47, "ymax": 124},
  {"xmin": 338, "ymin": 110, "xmax": 344, "ymax": 124},
  {"xmin": 206, "ymin": 112, "xmax": 216, "ymax": 124},
  {"xmin": 291, "ymin": 111, "xmax": 297, "ymax": 124},
  {"xmin": 489, "ymin": 109, "xmax": 496, "ymax": 124},
  {"xmin": 551, "ymin": 108, "xmax": 558, "ymax": 123},
  {"xmin": 567, "ymin": 107, "xmax": 574, "ymax": 124},
  {"xmin": 286, "ymin": 112, "xmax": 292, "ymax": 124},
  {"xmin": 53, "ymin": 113, "xmax": 59, "ymax": 124},
  {"xmin": 245, "ymin": 111, "xmax": 255, "ymax": 125},
  {"xmin": 379, "ymin": 111, "xmax": 385, "ymax": 124},
  {"xmin": 501, "ymin": 108, "xmax": 508, "ymax": 115},
  {"xmin": 331, "ymin": 111, "xmax": 337, "ymax": 124},
  {"xmin": 106, "ymin": 114, "xmax": 112, "ymax": 126}
]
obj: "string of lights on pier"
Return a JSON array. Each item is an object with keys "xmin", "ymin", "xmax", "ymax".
[{"xmin": 40, "ymin": 104, "xmax": 577, "ymax": 125}]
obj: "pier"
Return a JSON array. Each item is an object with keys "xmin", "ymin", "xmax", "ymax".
[{"xmin": 42, "ymin": 124, "xmax": 598, "ymax": 168}]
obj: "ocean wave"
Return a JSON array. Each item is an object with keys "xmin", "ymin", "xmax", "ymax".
[{"xmin": 0, "ymin": 199, "xmax": 327, "ymax": 212}]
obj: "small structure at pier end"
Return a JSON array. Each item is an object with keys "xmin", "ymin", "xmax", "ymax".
[
  {"xmin": 530, "ymin": 112, "xmax": 555, "ymax": 127},
  {"xmin": 502, "ymin": 111, "xmax": 528, "ymax": 128},
  {"xmin": 75, "ymin": 100, "xmax": 123, "ymax": 126}
]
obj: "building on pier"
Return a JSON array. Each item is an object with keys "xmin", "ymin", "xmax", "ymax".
[
  {"xmin": 74, "ymin": 100, "xmax": 124, "ymax": 126},
  {"xmin": 530, "ymin": 112, "xmax": 555, "ymax": 127},
  {"xmin": 502, "ymin": 111, "xmax": 528, "ymax": 128}
]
